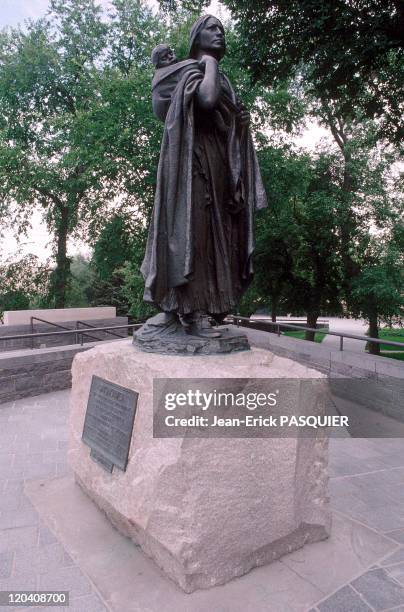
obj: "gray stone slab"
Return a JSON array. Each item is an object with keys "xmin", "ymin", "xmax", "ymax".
[
  {"xmin": 0, "ymin": 570, "xmax": 38, "ymax": 592},
  {"xmin": 0, "ymin": 552, "xmax": 13, "ymax": 579},
  {"xmin": 317, "ymin": 585, "xmax": 373, "ymax": 612},
  {"xmin": 280, "ymin": 511, "xmax": 396, "ymax": 595},
  {"xmin": 0, "ymin": 504, "xmax": 40, "ymax": 529},
  {"xmin": 386, "ymin": 562, "xmax": 404, "ymax": 586},
  {"xmin": 12, "ymin": 452, "xmax": 43, "ymax": 468},
  {"xmin": 23, "ymin": 462, "xmax": 57, "ymax": 481},
  {"xmin": 62, "ymin": 593, "xmax": 108, "ymax": 612},
  {"xmin": 25, "ymin": 475, "xmax": 325, "ymax": 612},
  {"xmin": 38, "ymin": 566, "xmax": 93, "ymax": 597},
  {"xmin": 13, "ymin": 542, "xmax": 72, "ymax": 575},
  {"xmin": 0, "ymin": 525, "xmax": 38, "ymax": 553},
  {"xmin": 350, "ymin": 505, "xmax": 404, "ymax": 533},
  {"xmin": 386, "ymin": 530, "xmax": 404, "ymax": 545},
  {"xmin": 24, "ymin": 475, "xmax": 401, "ymax": 612},
  {"xmin": 381, "ymin": 547, "xmax": 404, "ymax": 567},
  {"xmin": 0, "ymin": 492, "xmax": 29, "ymax": 512},
  {"xmin": 351, "ymin": 568, "xmax": 404, "ymax": 611},
  {"xmin": 25, "ymin": 594, "xmax": 108, "ymax": 612},
  {"xmin": 38, "ymin": 525, "xmax": 57, "ymax": 548}
]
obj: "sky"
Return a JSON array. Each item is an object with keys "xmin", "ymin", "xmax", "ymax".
[
  {"xmin": 0, "ymin": 0, "xmax": 114, "ymax": 29},
  {"xmin": 1, "ymin": 0, "xmax": 50, "ymax": 29},
  {"xmin": 0, "ymin": 0, "xmax": 330, "ymax": 263}
]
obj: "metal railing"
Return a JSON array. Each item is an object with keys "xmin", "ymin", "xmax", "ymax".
[
  {"xmin": 1, "ymin": 323, "xmax": 142, "ymax": 349},
  {"xmin": 76, "ymin": 319, "xmax": 128, "ymax": 341},
  {"xmin": 232, "ymin": 315, "xmax": 404, "ymax": 352},
  {"xmin": 3, "ymin": 315, "xmax": 404, "ymax": 354},
  {"xmin": 30, "ymin": 316, "xmax": 101, "ymax": 348}
]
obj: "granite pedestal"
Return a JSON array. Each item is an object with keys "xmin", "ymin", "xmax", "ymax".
[{"xmin": 68, "ymin": 339, "xmax": 331, "ymax": 593}]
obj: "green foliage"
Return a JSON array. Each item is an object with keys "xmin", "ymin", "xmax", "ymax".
[
  {"xmin": 222, "ymin": 0, "xmax": 404, "ymax": 144},
  {"xmin": 118, "ymin": 216, "xmax": 156, "ymax": 320},
  {"xmin": 158, "ymin": 0, "xmax": 210, "ymax": 15},
  {"xmin": 65, "ymin": 254, "xmax": 96, "ymax": 307},
  {"xmin": 0, "ymin": 254, "xmax": 51, "ymax": 316},
  {"xmin": 90, "ymin": 269, "xmax": 132, "ymax": 316},
  {"xmin": 284, "ymin": 329, "xmax": 327, "ymax": 343},
  {"xmin": 121, "ymin": 260, "xmax": 157, "ymax": 321},
  {"xmin": 0, "ymin": 291, "xmax": 30, "ymax": 314},
  {"xmin": 92, "ymin": 215, "xmax": 136, "ymax": 282},
  {"xmin": 378, "ymin": 328, "xmax": 404, "ymax": 351},
  {"xmin": 350, "ymin": 240, "xmax": 404, "ymax": 324},
  {"xmin": 246, "ymin": 147, "xmax": 345, "ymax": 325},
  {"xmin": 90, "ymin": 213, "xmax": 145, "ymax": 315}
]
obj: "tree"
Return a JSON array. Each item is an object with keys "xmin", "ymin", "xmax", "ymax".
[
  {"xmin": 350, "ymin": 240, "xmax": 404, "ymax": 354},
  {"xmin": 90, "ymin": 213, "xmax": 140, "ymax": 315},
  {"xmin": 0, "ymin": 0, "xmax": 163, "ymax": 307},
  {"xmin": 344, "ymin": 160, "xmax": 404, "ymax": 352},
  {"xmin": 222, "ymin": 0, "xmax": 404, "ymax": 145},
  {"xmin": 246, "ymin": 147, "xmax": 345, "ymax": 338},
  {"xmin": 246, "ymin": 146, "xmax": 311, "ymax": 321},
  {"xmin": 220, "ymin": 1, "xmax": 404, "ymax": 322}
]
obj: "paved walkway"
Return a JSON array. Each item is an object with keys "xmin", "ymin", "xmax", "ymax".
[
  {"xmin": 1, "ymin": 390, "xmax": 404, "ymax": 611},
  {"xmin": 321, "ymin": 317, "xmax": 370, "ymax": 353}
]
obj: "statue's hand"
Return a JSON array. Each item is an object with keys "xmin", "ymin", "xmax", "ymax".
[
  {"xmin": 198, "ymin": 54, "xmax": 219, "ymax": 72},
  {"xmin": 237, "ymin": 110, "xmax": 250, "ymax": 127}
]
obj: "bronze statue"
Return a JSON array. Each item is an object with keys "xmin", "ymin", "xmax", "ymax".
[{"xmin": 135, "ymin": 15, "xmax": 267, "ymax": 352}]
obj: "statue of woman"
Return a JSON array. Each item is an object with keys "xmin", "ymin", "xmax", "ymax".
[{"xmin": 138, "ymin": 15, "xmax": 267, "ymax": 345}]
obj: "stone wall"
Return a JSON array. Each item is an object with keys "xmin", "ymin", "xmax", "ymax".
[
  {"xmin": 0, "ymin": 317, "xmax": 128, "ymax": 353},
  {"xmin": 0, "ymin": 342, "xmax": 105, "ymax": 404},
  {"xmin": 242, "ymin": 327, "xmax": 404, "ymax": 422},
  {"xmin": 3, "ymin": 306, "xmax": 116, "ymax": 326}
]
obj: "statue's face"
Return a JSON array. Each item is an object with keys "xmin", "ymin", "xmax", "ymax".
[
  {"xmin": 196, "ymin": 17, "xmax": 225, "ymax": 58},
  {"xmin": 158, "ymin": 46, "xmax": 177, "ymax": 67}
]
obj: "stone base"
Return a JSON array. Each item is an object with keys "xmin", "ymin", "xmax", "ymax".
[{"xmin": 69, "ymin": 340, "xmax": 331, "ymax": 593}]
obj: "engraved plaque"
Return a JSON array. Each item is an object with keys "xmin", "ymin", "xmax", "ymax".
[{"xmin": 82, "ymin": 376, "xmax": 138, "ymax": 472}]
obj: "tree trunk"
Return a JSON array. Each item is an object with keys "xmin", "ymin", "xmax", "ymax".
[
  {"xmin": 367, "ymin": 313, "xmax": 380, "ymax": 355},
  {"xmin": 322, "ymin": 105, "xmax": 360, "ymax": 282},
  {"xmin": 271, "ymin": 295, "xmax": 278, "ymax": 322},
  {"xmin": 54, "ymin": 206, "xmax": 70, "ymax": 308},
  {"xmin": 305, "ymin": 311, "xmax": 319, "ymax": 342}
]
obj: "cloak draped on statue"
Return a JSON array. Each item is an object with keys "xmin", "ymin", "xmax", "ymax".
[{"xmin": 140, "ymin": 58, "xmax": 267, "ymax": 316}]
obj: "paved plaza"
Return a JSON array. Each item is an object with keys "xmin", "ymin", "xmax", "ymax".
[
  {"xmin": 1, "ymin": 389, "xmax": 404, "ymax": 611},
  {"xmin": 321, "ymin": 317, "xmax": 372, "ymax": 353}
]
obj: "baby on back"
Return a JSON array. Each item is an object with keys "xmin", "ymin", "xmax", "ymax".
[{"xmin": 151, "ymin": 44, "xmax": 178, "ymax": 69}]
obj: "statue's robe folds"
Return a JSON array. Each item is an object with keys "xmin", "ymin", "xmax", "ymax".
[{"xmin": 141, "ymin": 59, "xmax": 267, "ymax": 316}]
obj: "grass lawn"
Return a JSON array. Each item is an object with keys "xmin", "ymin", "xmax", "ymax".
[
  {"xmin": 282, "ymin": 326, "xmax": 404, "ymax": 359},
  {"xmin": 377, "ymin": 328, "xmax": 404, "ymax": 351},
  {"xmin": 366, "ymin": 328, "xmax": 404, "ymax": 361},
  {"xmin": 380, "ymin": 352, "xmax": 404, "ymax": 361},
  {"xmin": 283, "ymin": 328, "xmax": 327, "ymax": 343}
]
